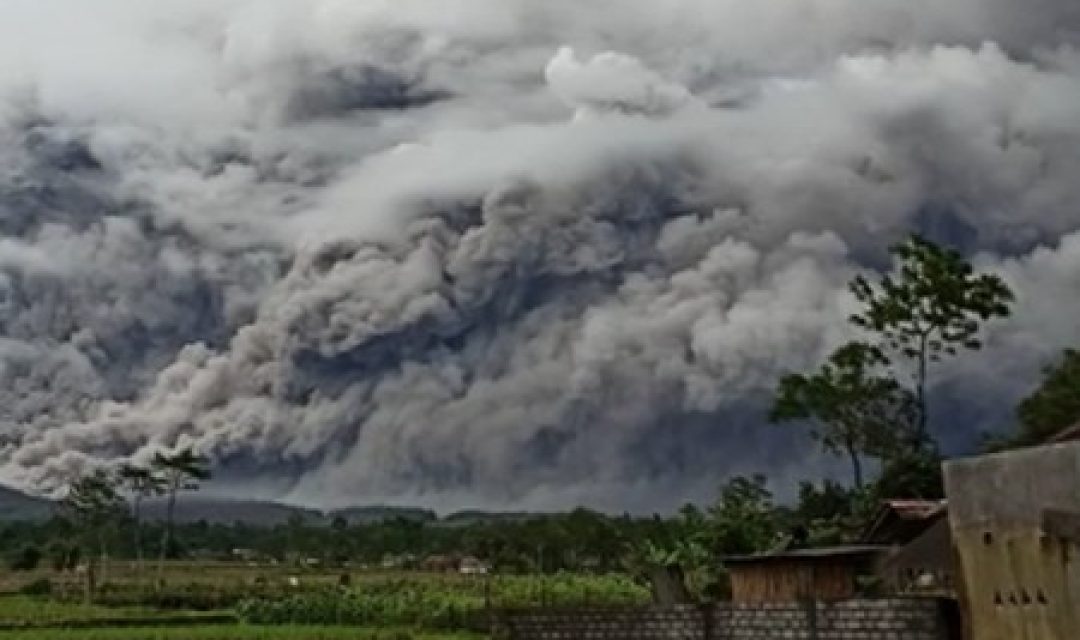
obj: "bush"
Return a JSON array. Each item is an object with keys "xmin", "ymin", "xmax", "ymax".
[
  {"xmin": 237, "ymin": 573, "xmax": 648, "ymax": 630},
  {"xmin": 237, "ymin": 589, "xmax": 478, "ymax": 630},
  {"xmin": 19, "ymin": 578, "xmax": 53, "ymax": 596},
  {"xmin": 7, "ymin": 544, "xmax": 42, "ymax": 571},
  {"xmin": 47, "ymin": 543, "xmax": 80, "ymax": 572}
]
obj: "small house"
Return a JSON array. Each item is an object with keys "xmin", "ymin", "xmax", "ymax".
[
  {"xmin": 459, "ymin": 556, "xmax": 490, "ymax": 575},
  {"xmin": 724, "ymin": 545, "xmax": 885, "ymax": 603},
  {"xmin": 863, "ymin": 499, "xmax": 955, "ymax": 595},
  {"xmin": 420, "ymin": 554, "xmax": 460, "ymax": 573}
]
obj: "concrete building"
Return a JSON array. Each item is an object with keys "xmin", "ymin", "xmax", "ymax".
[{"xmin": 943, "ymin": 436, "xmax": 1080, "ymax": 640}]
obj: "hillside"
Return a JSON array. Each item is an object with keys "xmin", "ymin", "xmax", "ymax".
[
  {"xmin": 0, "ymin": 487, "xmax": 502, "ymax": 526},
  {"xmin": 329, "ymin": 506, "xmax": 437, "ymax": 524},
  {"xmin": 140, "ymin": 497, "xmax": 324, "ymax": 527},
  {"xmin": 0, "ymin": 485, "xmax": 54, "ymax": 521}
]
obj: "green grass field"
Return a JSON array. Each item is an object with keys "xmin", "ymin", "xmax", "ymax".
[
  {"xmin": 0, "ymin": 596, "xmax": 157, "ymax": 624},
  {"xmin": 0, "ymin": 626, "xmax": 482, "ymax": 639},
  {"xmin": 0, "ymin": 563, "xmax": 648, "ymax": 639}
]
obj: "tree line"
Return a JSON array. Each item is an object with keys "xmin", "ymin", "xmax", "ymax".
[{"xmin": 2, "ymin": 473, "xmax": 867, "ymax": 599}]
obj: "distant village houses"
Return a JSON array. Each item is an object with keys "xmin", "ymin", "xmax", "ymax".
[{"xmin": 420, "ymin": 553, "xmax": 490, "ymax": 575}]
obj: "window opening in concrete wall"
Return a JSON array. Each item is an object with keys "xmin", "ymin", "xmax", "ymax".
[{"xmin": 983, "ymin": 531, "xmax": 993, "ymax": 545}]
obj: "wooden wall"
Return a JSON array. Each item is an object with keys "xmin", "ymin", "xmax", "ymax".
[{"xmin": 729, "ymin": 560, "xmax": 856, "ymax": 603}]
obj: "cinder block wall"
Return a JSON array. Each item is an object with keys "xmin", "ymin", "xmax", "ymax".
[
  {"xmin": 496, "ymin": 605, "xmax": 705, "ymax": 640},
  {"xmin": 495, "ymin": 598, "xmax": 954, "ymax": 640}
]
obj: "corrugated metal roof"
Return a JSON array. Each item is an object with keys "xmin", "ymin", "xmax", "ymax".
[
  {"xmin": 862, "ymin": 499, "xmax": 947, "ymax": 544},
  {"xmin": 1049, "ymin": 422, "xmax": 1080, "ymax": 443},
  {"xmin": 882, "ymin": 499, "xmax": 947, "ymax": 520},
  {"xmin": 724, "ymin": 545, "xmax": 887, "ymax": 564}
]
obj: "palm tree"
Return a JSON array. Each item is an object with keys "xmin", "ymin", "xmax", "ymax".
[
  {"xmin": 151, "ymin": 447, "xmax": 211, "ymax": 581},
  {"xmin": 117, "ymin": 463, "xmax": 166, "ymax": 574}
]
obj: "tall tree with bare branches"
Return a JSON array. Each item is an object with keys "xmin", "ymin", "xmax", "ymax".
[
  {"xmin": 152, "ymin": 447, "xmax": 211, "ymax": 580},
  {"xmin": 117, "ymin": 463, "xmax": 165, "ymax": 573}
]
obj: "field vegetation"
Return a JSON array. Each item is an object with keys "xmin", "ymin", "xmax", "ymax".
[
  {"xmin": 0, "ymin": 563, "xmax": 642, "ymax": 639},
  {"xmin": 0, "ymin": 625, "xmax": 480, "ymax": 640}
]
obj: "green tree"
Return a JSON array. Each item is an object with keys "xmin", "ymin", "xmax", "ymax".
[
  {"xmin": 117, "ymin": 463, "xmax": 166, "ymax": 573},
  {"xmin": 786, "ymin": 480, "xmax": 869, "ymax": 545},
  {"xmin": 286, "ymin": 513, "xmax": 306, "ymax": 565},
  {"xmin": 152, "ymin": 447, "xmax": 211, "ymax": 578},
  {"xmin": 6, "ymin": 544, "xmax": 41, "ymax": 571},
  {"xmin": 771, "ymin": 342, "xmax": 917, "ymax": 488},
  {"xmin": 873, "ymin": 446, "xmax": 944, "ymax": 499},
  {"xmin": 709, "ymin": 475, "xmax": 779, "ymax": 556},
  {"xmin": 61, "ymin": 469, "xmax": 126, "ymax": 600},
  {"xmin": 1007, "ymin": 348, "xmax": 1080, "ymax": 448},
  {"xmin": 849, "ymin": 235, "xmax": 1013, "ymax": 446},
  {"xmin": 46, "ymin": 540, "xmax": 80, "ymax": 572}
]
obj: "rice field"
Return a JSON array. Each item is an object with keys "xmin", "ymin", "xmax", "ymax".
[
  {"xmin": 0, "ymin": 563, "xmax": 647, "ymax": 639},
  {"xmin": 0, "ymin": 626, "xmax": 482, "ymax": 640}
]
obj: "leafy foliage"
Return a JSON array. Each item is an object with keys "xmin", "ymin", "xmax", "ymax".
[
  {"xmin": 849, "ymin": 234, "xmax": 1013, "ymax": 442},
  {"xmin": 61, "ymin": 470, "xmax": 127, "ymax": 534},
  {"xmin": 1002, "ymin": 348, "xmax": 1080, "ymax": 448},
  {"xmin": 153, "ymin": 447, "xmax": 212, "ymax": 563},
  {"xmin": 117, "ymin": 463, "xmax": 167, "ymax": 567},
  {"xmin": 6, "ymin": 544, "xmax": 43, "ymax": 571},
  {"xmin": 771, "ymin": 342, "xmax": 916, "ymax": 486},
  {"xmin": 783, "ymin": 480, "xmax": 870, "ymax": 546},
  {"xmin": 709, "ymin": 475, "xmax": 779, "ymax": 556},
  {"xmin": 237, "ymin": 574, "xmax": 647, "ymax": 629},
  {"xmin": 773, "ymin": 234, "xmax": 1012, "ymax": 501},
  {"xmin": 873, "ymin": 447, "xmax": 944, "ymax": 499},
  {"xmin": 0, "ymin": 624, "xmax": 477, "ymax": 640}
]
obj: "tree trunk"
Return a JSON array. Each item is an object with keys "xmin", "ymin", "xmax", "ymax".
[
  {"xmin": 847, "ymin": 442, "xmax": 864, "ymax": 489},
  {"xmin": 648, "ymin": 564, "xmax": 691, "ymax": 605},
  {"xmin": 133, "ymin": 495, "xmax": 143, "ymax": 572},
  {"xmin": 915, "ymin": 333, "xmax": 929, "ymax": 447},
  {"xmin": 157, "ymin": 487, "xmax": 176, "ymax": 587},
  {"xmin": 84, "ymin": 556, "xmax": 96, "ymax": 605},
  {"xmin": 99, "ymin": 533, "xmax": 109, "ymax": 587}
]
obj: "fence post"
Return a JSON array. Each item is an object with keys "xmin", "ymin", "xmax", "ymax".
[
  {"xmin": 700, "ymin": 602, "xmax": 714, "ymax": 640},
  {"xmin": 804, "ymin": 598, "xmax": 819, "ymax": 640}
]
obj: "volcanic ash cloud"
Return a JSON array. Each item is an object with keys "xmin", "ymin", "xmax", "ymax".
[{"xmin": 1, "ymin": 0, "xmax": 1080, "ymax": 511}]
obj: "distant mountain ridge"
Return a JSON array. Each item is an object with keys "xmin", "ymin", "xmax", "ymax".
[
  {"xmin": 0, "ymin": 483, "xmax": 533, "ymax": 525},
  {"xmin": 0, "ymin": 485, "xmax": 54, "ymax": 521}
]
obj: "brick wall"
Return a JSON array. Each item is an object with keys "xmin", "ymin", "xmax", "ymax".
[{"xmin": 495, "ymin": 598, "xmax": 957, "ymax": 640}]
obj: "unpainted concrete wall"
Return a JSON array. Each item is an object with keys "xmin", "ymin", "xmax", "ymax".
[
  {"xmin": 943, "ymin": 441, "xmax": 1080, "ymax": 640},
  {"xmin": 495, "ymin": 598, "xmax": 955, "ymax": 640}
]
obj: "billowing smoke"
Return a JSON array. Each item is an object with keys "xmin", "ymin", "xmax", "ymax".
[{"xmin": 1, "ymin": 0, "xmax": 1080, "ymax": 512}]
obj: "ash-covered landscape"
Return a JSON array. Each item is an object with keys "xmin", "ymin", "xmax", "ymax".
[{"xmin": 0, "ymin": 1, "xmax": 1079, "ymax": 639}]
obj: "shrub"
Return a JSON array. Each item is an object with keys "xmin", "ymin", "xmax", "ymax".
[
  {"xmin": 19, "ymin": 578, "xmax": 53, "ymax": 596},
  {"xmin": 7, "ymin": 544, "xmax": 42, "ymax": 571},
  {"xmin": 237, "ymin": 573, "xmax": 648, "ymax": 630}
]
